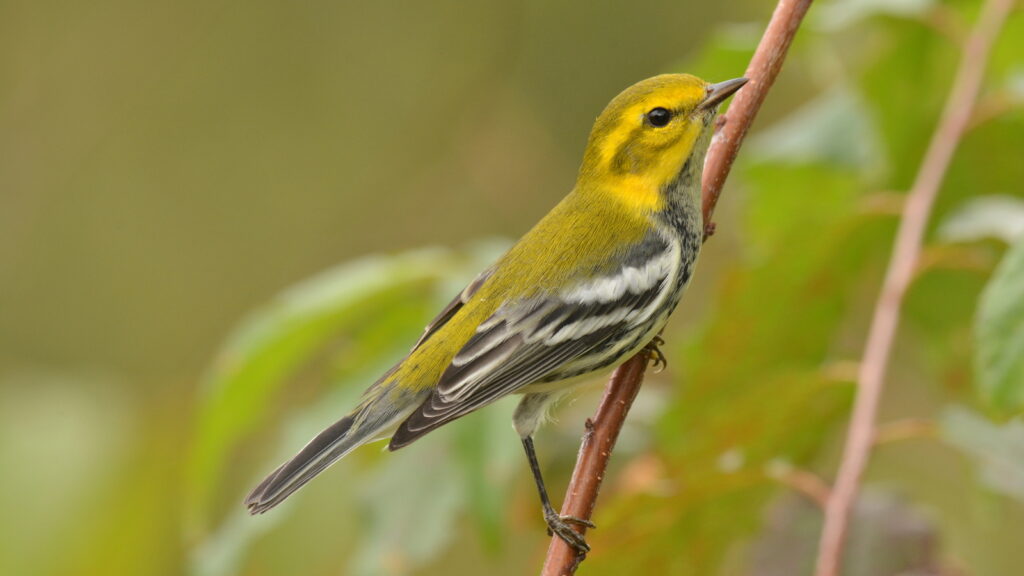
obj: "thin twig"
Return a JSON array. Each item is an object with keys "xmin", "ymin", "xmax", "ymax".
[
  {"xmin": 872, "ymin": 418, "xmax": 939, "ymax": 446},
  {"xmin": 702, "ymin": 0, "xmax": 815, "ymax": 231},
  {"xmin": 768, "ymin": 465, "xmax": 832, "ymax": 510},
  {"xmin": 541, "ymin": 1, "xmax": 814, "ymax": 574},
  {"xmin": 813, "ymin": 1, "xmax": 1015, "ymax": 574}
]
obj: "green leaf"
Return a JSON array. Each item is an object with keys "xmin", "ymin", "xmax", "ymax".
[
  {"xmin": 186, "ymin": 242, "xmax": 508, "ymax": 536},
  {"xmin": 189, "ymin": 358, "xmax": 408, "ymax": 576},
  {"xmin": 451, "ymin": 400, "xmax": 520, "ymax": 553},
  {"xmin": 349, "ymin": 441, "xmax": 466, "ymax": 576},
  {"xmin": 584, "ymin": 159, "xmax": 872, "ymax": 574},
  {"xmin": 938, "ymin": 195, "xmax": 1024, "ymax": 244},
  {"xmin": 746, "ymin": 85, "xmax": 885, "ymax": 174},
  {"xmin": 814, "ymin": 0, "xmax": 935, "ymax": 31},
  {"xmin": 975, "ymin": 237, "xmax": 1024, "ymax": 412},
  {"xmin": 940, "ymin": 406, "xmax": 1024, "ymax": 503},
  {"xmin": 1009, "ymin": 68, "xmax": 1024, "ymax": 99}
]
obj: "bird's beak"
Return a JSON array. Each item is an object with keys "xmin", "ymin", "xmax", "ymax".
[{"xmin": 700, "ymin": 77, "xmax": 748, "ymax": 110}]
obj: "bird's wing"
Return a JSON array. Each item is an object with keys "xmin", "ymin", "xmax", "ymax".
[
  {"xmin": 411, "ymin": 267, "xmax": 493, "ymax": 352},
  {"xmin": 389, "ymin": 237, "xmax": 680, "ymax": 449}
]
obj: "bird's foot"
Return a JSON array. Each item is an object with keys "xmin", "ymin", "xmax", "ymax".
[
  {"xmin": 544, "ymin": 508, "xmax": 595, "ymax": 554},
  {"xmin": 645, "ymin": 335, "xmax": 668, "ymax": 372}
]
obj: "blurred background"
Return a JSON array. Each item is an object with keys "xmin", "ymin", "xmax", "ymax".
[{"xmin": 2, "ymin": 0, "xmax": 1023, "ymax": 574}]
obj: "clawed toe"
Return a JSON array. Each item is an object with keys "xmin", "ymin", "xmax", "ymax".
[
  {"xmin": 645, "ymin": 335, "xmax": 668, "ymax": 372},
  {"xmin": 544, "ymin": 511, "xmax": 592, "ymax": 554},
  {"xmin": 559, "ymin": 515, "xmax": 596, "ymax": 529}
]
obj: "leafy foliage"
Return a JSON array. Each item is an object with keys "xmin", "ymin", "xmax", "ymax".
[
  {"xmin": 939, "ymin": 195, "xmax": 1024, "ymax": 244},
  {"xmin": 187, "ymin": 242, "xmax": 524, "ymax": 575},
  {"xmin": 6, "ymin": 1, "xmax": 1021, "ymax": 575},
  {"xmin": 941, "ymin": 406, "xmax": 1024, "ymax": 504},
  {"xmin": 190, "ymin": 4, "xmax": 1024, "ymax": 574},
  {"xmin": 189, "ymin": 247, "xmax": 463, "ymax": 532},
  {"xmin": 974, "ymin": 237, "xmax": 1024, "ymax": 412}
]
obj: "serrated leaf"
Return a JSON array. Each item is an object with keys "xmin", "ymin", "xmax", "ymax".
[{"xmin": 975, "ymin": 237, "xmax": 1024, "ymax": 412}]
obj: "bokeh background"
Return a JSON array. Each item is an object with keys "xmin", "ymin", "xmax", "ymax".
[{"xmin": 3, "ymin": 1, "xmax": 1023, "ymax": 575}]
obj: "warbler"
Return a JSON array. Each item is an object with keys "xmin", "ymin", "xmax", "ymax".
[{"xmin": 246, "ymin": 73, "xmax": 747, "ymax": 553}]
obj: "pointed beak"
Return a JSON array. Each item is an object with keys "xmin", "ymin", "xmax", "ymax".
[{"xmin": 700, "ymin": 77, "xmax": 748, "ymax": 110}]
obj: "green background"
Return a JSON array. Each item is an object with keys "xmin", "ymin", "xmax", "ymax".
[{"xmin": 2, "ymin": 1, "xmax": 1023, "ymax": 574}]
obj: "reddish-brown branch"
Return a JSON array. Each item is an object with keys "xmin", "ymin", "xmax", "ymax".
[
  {"xmin": 539, "ymin": 352, "xmax": 652, "ymax": 575},
  {"xmin": 813, "ymin": 1, "xmax": 1015, "ymax": 574},
  {"xmin": 702, "ymin": 0, "xmax": 815, "ymax": 229},
  {"xmin": 541, "ymin": 1, "xmax": 814, "ymax": 573}
]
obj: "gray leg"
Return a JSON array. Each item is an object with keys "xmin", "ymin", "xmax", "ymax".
[
  {"xmin": 521, "ymin": 436, "xmax": 595, "ymax": 553},
  {"xmin": 515, "ymin": 393, "xmax": 595, "ymax": 554}
]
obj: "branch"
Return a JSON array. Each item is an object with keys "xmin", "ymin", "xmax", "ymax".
[
  {"xmin": 768, "ymin": 464, "xmax": 832, "ymax": 510},
  {"xmin": 813, "ymin": 1, "xmax": 1015, "ymax": 574},
  {"xmin": 540, "ymin": 352, "xmax": 652, "ymax": 575},
  {"xmin": 701, "ymin": 0, "xmax": 815, "ymax": 228},
  {"xmin": 541, "ymin": 2, "xmax": 814, "ymax": 573}
]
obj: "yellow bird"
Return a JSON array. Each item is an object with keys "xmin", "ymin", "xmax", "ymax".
[{"xmin": 246, "ymin": 73, "xmax": 747, "ymax": 553}]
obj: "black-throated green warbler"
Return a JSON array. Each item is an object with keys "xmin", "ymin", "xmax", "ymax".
[{"xmin": 246, "ymin": 74, "xmax": 747, "ymax": 552}]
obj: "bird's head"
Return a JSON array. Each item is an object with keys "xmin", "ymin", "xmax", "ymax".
[{"xmin": 578, "ymin": 74, "xmax": 746, "ymax": 211}]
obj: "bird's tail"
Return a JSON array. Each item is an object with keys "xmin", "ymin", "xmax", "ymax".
[{"xmin": 245, "ymin": 380, "xmax": 425, "ymax": 514}]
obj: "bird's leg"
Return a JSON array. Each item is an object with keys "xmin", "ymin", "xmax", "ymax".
[
  {"xmin": 521, "ymin": 436, "xmax": 595, "ymax": 554},
  {"xmin": 645, "ymin": 335, "xmax": 668, "ymax": 372}
]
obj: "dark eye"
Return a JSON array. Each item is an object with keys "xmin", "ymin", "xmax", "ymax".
[{"xmin": 646, "ymin": 107, "xmax": 672, "ymax": 127}]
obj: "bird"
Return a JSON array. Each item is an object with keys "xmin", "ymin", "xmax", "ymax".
[{"xmin": 245, "ymin": 73, "xmax": 747, "ymax": 553}]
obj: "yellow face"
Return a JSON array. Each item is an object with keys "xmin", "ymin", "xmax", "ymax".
[{"xmin": 578, "ymin": 74, "xmax": 736, "ymax": 212}]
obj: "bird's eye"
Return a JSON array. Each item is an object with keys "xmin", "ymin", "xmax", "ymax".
[{"xmin": 646, "ymin": 107, "xmax": 672, "ymax": 127}]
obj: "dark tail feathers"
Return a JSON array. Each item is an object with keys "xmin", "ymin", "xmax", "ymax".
[{"xmin": 244, "ymin": 414, "xmax": 356, "ymax": 514}]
